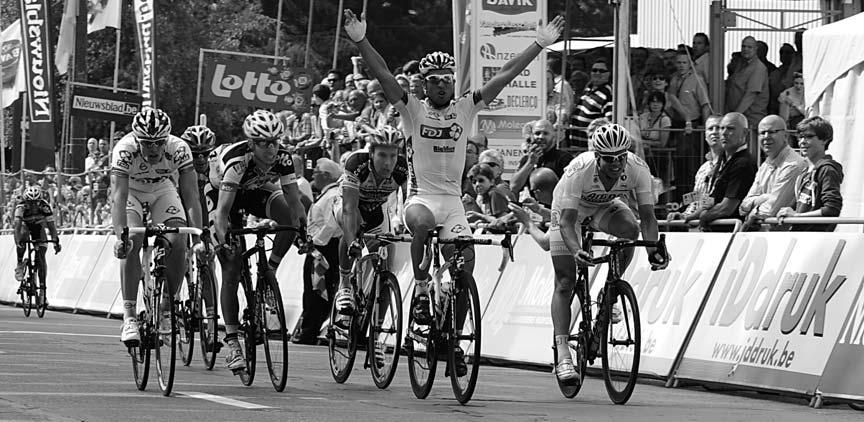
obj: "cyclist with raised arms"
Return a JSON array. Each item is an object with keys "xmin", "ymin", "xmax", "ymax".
[
  {"xmin": 111, "ymin": 108, "xmax": 204, "ymax": 345},
  {"xmin": 342, "ymin": 10, "xmax": 564, "ymax": 340},
  {"xmin": 210, "ymin": 109, "xmax": 305, "ymax": 371},
  {"xmin": 549, "ymin": 123, "xmax": 668, "ymax": 384},
  {"xmin": 334, "ymin": 126, "xmax": 408, "ymax": 319},
  {"xmin": 13, "ymin": 186, "xmax": 61, "ymax": 291}
]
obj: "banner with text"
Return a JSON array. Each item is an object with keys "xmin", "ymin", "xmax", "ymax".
[
  {"xmin": 71, "ymin": 87, "xmax": 143, "ymax": 124},
  {"xmin": 1, "ymin": 19, "xmax": 25, "ymax": 109},
  {"xmin": 675, "ymin": 233, "xmax": 864, "ymax": 394},
  {"xmin": 19, "ymin": 0, "xmax": 57, "ymax": 149},
  {"xmin": 471, "ymin": 0, "xmax": 546, "ymax": 175},
  {"xmin": 814, "ymin": 280, "xmax": 864, "ymax": 402},
  {"xmin": 201, "ymin": 58, "xmax": 314, "ymax": 111},
  {"xmin": 133, "ymin": 0, "xmax": 156, "ymax": 108}
]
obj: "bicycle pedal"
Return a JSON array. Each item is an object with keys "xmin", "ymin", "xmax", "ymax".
[{"xmin": 230, "ymin": 368, "xmax": 244, "ymax": 376}]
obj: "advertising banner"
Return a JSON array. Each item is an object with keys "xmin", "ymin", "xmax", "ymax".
[
  {"xmin": 201, "ymin": 58, "xmax": 314, "ymax": 112},
  {"xmin": 675, "ymin": 233, "xmax": 864, "ymax": 394},
  {"xmin": 585, "ymin": 233, "xmax": 734, "ymax": 378},
  {"xmin": 133, "ymin": 0, "xmax": 156, "ymax": 108},
  {"xmin": 71, "ymin": 87, "xmax": 143, "ymax": 123},
  {"xmin": 1, "ymin": 20, "xmax": 25, "ymax": 109},
  {"xmin": 471, "ymin": 0, "xmax": 546, "ymax": 175},
  {"xmin": 814, "ymin": 280, "xmax": 864, "ymax": 402},
  {"xmin": 19, "ymin": 0, "xmax": 57, "ymax": 149}
]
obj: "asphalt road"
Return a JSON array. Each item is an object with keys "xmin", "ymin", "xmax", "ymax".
[{"xmin": 0, "ymin": 305, "xmax": 859, "ymax": 422}]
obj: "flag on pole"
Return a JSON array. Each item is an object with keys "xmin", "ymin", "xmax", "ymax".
[
  {"xmin": 134, "ymin": 0, "xmax": 156, "ymax": 108},
  {"xmin": 88, "ymin": 0, "xmax": 122, "ymax": 34},
  {"xmin": 1, "ymin": 19, "xmax": 25, "ymax": 109},
  {"xmin": 55, "ymin": 0, "xmax": 79, "ymax": 75}
]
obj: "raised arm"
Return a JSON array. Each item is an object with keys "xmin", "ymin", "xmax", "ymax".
[{"xmin": 343, "ymin": 10, "xmax": 404, "ymax": 105}]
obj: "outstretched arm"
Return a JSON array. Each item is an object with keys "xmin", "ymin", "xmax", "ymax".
[
  {"xmin": 344, "ymin": 10, "xmax": 403, "ymax": 105},
  {"xmin": 479, "ymin": 16, "xmax": 564, "ymax": 105}
]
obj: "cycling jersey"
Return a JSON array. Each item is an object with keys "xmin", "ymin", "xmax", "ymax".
[
  {"xmin": 552, "ymin": 151, "xmax": 654, "ymax": 214},
  {"xmin": 340, "ymin": 151, "xmax": 408, "ymax": 214},
  {"xmin": 394, "ymin": 91, "xmax": 485, "ymax": 196},
  {"xmin": 14, "ymin": 199, "xmax": 54, "ymax": 225},
  {"xmin": 211, "ymin": 141, "xmax": 296, "ymax": 192},
  {"xmin": 110, "ymin": 133, "xmax": 193, "ymax": 193}
]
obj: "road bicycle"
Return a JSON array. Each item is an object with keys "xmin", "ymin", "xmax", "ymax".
[
  {"xmin": 327, "ymin": 232, "xmax": 405, "ymax": 389},
  {"xmin": 554, "ymin": 232, "xmax": 667, "ymax": 404},
  {"xmin": 16, "ymin": 239, "xmax": 57, "ymax": 318},
  {"xmin": 122, "ymin": 224, "xmax": 202, "ymax": 397},
  {"xmin": 178, "ymin": 227, "xmax": 221, "ymax": 370},
  {"xmin": 225, "ymin": 223, "xmax": 298, "ymax": 392},
  {"xmin": 405, "ymin": 227, "xmax": 512, "ymax": 405}
]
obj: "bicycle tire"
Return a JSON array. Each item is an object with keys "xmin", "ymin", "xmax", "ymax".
[
  {"xmin": 600, "ymin": 280, "xmax": 641, "ymax": 405},
  {"xmin": 238, "ymin": 275, "xmax": 257, "ymax": 386},
  {"xmin": 35, "ymin": 255, "xmax": 47, "ymax": 318},
  {"xmin": 850, "ymin": 403, "xmax": 864, "ymax": 411},
  {"xmin": 448, "ymin": 276, "xmax": 482, "ymax": 405},
  {"xmin": 20, "ymin": 260, "xmax": 33, "ymax": 317},
  {"xmin": 198, "ymin": 264, "xmax": 219, "ymax": 370},
  {"xmin": 154, "ymin": 283, "xmax": 178, "ymax": 396},
  {"xmin": 131, "ymin": 312, "xmax": 151, "ymax": 391},
  {"xmin": 327, "ymin": 294, "xmax": 358, "ymax": 383},
  {"xmin": 261, "ymin": 272, "xmax": 289, "ymax": 392},
  {"xmin": 406, "ymin": 289, "xmax": 437, "ymax": 399},
  {"xmin": 369, "ymin": 272, "xmax": 403, "ymax": 389},
  {"xmin": 557, "ymin": 269, "xmax": 590, "ymax": 398},
  {"xmin": 178, "ymin": 274, "xmax": 195, "ymax": 366}
]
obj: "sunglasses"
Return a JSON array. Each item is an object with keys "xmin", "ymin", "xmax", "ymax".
[
  {"xmin": 598, "ymin": 152, "xmax": 628, "ymax": 163},
  {"xmin": 138, "ymin": 138, "xmax": 167, "ymax": 147},
  {"xmin": 591, "ymin": 68, "xmax": 609, "ymax": 73},
  {"xmin": 251, "ymin": 138, "xmax": 279, "ymax": 148},
  {"xmin": 425, "ymin": 74, "xmax": 455, "ymax": 84}
]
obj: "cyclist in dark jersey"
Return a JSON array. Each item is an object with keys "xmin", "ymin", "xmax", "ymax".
[{"xmin": 13, "ymin": 185, "xmax": 61, "ymax": 289}]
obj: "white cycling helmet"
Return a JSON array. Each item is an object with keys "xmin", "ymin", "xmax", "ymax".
[
  {"xmin": 131, "ymin": 107, "xmax": 172, "ymax": 140},
  {"xmin": 181, "ymin": 125, "xmax": 216, "ymax": 152},
  {"xmin": 591, "ymin": 123, "xmax": 632, "ymax": 154},
  {"xmin": 23, "ymin": 185, "xmax": 42, "ymax": 201},
  {"xmin": 243, "ymin": 110, "xmax": 284, "ymax": 140},
  {"xmin": 367, "ymin": 125, "xmax": 404, "ymax": 149},
  {"xmin": 419, "ymin": 52, "xmax": 456, "ymax": 75}
]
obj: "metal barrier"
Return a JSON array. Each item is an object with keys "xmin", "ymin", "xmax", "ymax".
[{"xmin": 658, "ymin": 218, "xmax": 743, "ymax": 232}]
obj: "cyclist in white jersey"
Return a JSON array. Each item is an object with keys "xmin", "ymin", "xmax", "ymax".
[
  {"xmin": 111, "ymin": 108, "xmax": 204, "ymax": 345},
  {"xmin": 343, "ymin": 10, "xmax": 565, "ymax": 329},
  {"xmin": 549, "ymin": 124, "xmax": 668, "ymax": 383}
]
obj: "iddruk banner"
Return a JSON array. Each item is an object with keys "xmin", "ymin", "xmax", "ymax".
[
  {"xmin": 675, "ymin": 233, "xmax": 864, "ymax": 394},
  {"xmin": 814, "ymin": 280, "xmax": 864, "ymax": 402}
]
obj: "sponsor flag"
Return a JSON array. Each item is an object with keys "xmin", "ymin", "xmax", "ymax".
[
  {"xmin": 88, "ymin": 0, "xmax": 122, "ymax": 34},
  {"xmin": 55, "ymin": 0, "xmax": 79, "ymax": 75},
  {"xmin": 133, "ymin": 0, "xmax": 156, "ymax": 107},
  {"xmin": 19, "ymin": 0, "xmax": 58, "ymax": 149},
  {"xmin": 1, "ymin": 19, "xmax": 25, "ymax": 109},
  {"xmin": 201, "ymin": 58, "xmax": 313, "ymax": 111}
]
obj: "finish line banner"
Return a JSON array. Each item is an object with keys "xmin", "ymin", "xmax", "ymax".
[
  {"xmin": 71, "ymin": 88, "xmax": 143, "ymax": 124},
  {"xmin": 19, "ymin": 0, "xmax": 57, "ymax": 149},
  {"xmin": 134, "ymin": 0, "xmax": 156, "ymax": 108},
  {"xmin": 201, "ymin": 58, "xmax": 314, "ymax": 111}
]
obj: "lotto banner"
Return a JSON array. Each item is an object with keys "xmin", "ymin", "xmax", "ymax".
[
  {"xmin": 19, "ymin": 0, "xmax": 58, "ymax": 149},
  {"xmin": 201, "ymin": 58, "xmax": 314, "ymax": 112},
  {"xmin": 471, "ymin": 0, "xmax": 546, "ymax": 175},
  {"xmin": 133, "ymin": 0, "xmax": 156, "ymax": 108},
  {"xmin": 674, "ymin": 233, "xmax": 864, "ymax": 394}
]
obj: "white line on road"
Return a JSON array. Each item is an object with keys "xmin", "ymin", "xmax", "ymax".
[
  {"xmin": 0, "ymin": 330, "xmax": 116, "ymax": 338},
  {"xmin": 178, "ymin": 392, "xmax": 272, "ymax": 409}
]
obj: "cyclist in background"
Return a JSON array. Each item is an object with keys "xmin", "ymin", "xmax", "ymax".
[
  {"xmin": 111, "ymin": 107, "xmax": 204, "ymax": 346},
  {"xmin": 550, "ymin": 124, "xmax": 668, "ymax": 384},
  {"xmin": 210, "ymin": 109, "xmax": 306, "ymax": 371},
  {"xmin": 13, "ymin": 186, "xmax": 61, "ymax": 292}
]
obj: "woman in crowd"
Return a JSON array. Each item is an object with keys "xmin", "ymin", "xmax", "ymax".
[{"xmin": 778, "ymin": 72, "xmax": 806, "ymax": 143}]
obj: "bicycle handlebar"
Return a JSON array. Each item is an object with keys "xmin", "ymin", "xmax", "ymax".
[
  {"xmin": 227, "ymin": 224, "xmax": 301, "ymax": 237},
  {"xmin": 128, "ymin": 226, "xmax": 203, "ymax": 236},
  {"xmin": 582, "ymin": 233, "xmax": 668, "ymax": 265}
]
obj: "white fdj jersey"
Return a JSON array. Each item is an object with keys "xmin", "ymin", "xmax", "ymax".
[
  {"xmin": 552, "ymin": 151, "xmax": 654, "ymax": 217},
  {"xmin": 394, "ymin": 91, "xmax": 486, "ymax": 197},
  {"xmin": 110, "ymin": 133, "xmax": 193, "ymax": 193}
]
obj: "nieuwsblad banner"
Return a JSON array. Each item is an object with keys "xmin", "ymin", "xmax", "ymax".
[
  {"xmin": 674, "ymin": 233, "xmax": 864, "ymax": 394},
  {"xmin": 471, "ymin": 0, "xmax": 545, "ymax": 179},
  {"xmin": 201, "ymin": 58, "xmax": 314, "ymax": 111},
  {"xmin": 19, "ymin": 0, "xmax": 57, "ymax": 150},
  {"xmin": 71, "ymin": 88, "xmax": 143, "ymax": 124},
  {"xmin": 133, "ymin": 0, "xmax": 156, "ymax": 108}
]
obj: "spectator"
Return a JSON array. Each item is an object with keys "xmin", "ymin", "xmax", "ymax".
[
  {"xmin": 668, "ymin": 52, "xmax": 711, "ymax": 125},
  {"xmin": 640, "ymin": 71, "xmax": 670, "ymax": 113},
  {"xmin": 639, "ymin": 91, "xmax": 672, "ymax": 148},
  {"xmin": 402, "ymin": 59, "xmax": 420, "ymax": 77},
  {"xmin": 755, "ymin": 41, "xmax": 777, "ymax": 74},
  {"xmin": 360, "ymin": 80, "xmax": 390, "ymax": 130},
  {"xmin": 468, "ymin": 133, "xmax": 488, "ymax": 152},
  {"xmin": 778, "ymin": 72, "xmax": 806, "ymax": 137},
  {"xmin": 292, "ymin": 154, "xmax": 314, "ymax": 210},
  {"xmin": 510, "ymin": 119, "xmax": 573, "ymax": 196},
  {"xmin": 692, "ymin": 33, "xmax": 711, "ymax": 91},
  {"xmin": 572, "ymin": 58, "xmax": 613, "ymax": 146},
  {"xmin": 98, "ymin": 138, "xmax": 110, "ymax": 156},
  {"xmin": 668, "ymin": 114, "xmax": 725, "ymax": 221},
  {"xmin": 739, "ymin": 115, "xmax": 806, "ymax": 230},
  {"xmin": 726, "ymin": 36, "xmax": 769, "ymax": 150},
  {"xmin": 395, "ymin": 74, "xmax": 410, "ymax": 93},
  {"xmin": 461, "ymin": 140, "xmax": 482, "ymax": 201},
  {"xmin": 294, "ymin": 158, "xmax": 343, "ymax": 344},
  {"xmin": 325, "ymin": 69, "xmax": 346, "ymax": 93},
  {"xmin": 691, "ymin": 112, "xmax": 757, "ymax": 230},
  {"xmin": 465, "ymin": 163, "xmax": 511, "ymax": 225},
  {"xmin": 546, "ymin": 68, "xmax": 573, "ymax": 128},
  {"xmin": 769, "ymin": 43, "xmax": 796, "ymax": 115},
  {"xmin": 526, "ymin": 167, "xmax": 558, "ymax": 221},
  {"xmin": 478, "ymin": 148, "xmax": 514, "ymax": 199},
  {"xmin": 84, "ymin": 138, "xmax": 99, "ymax": 172},
  {"xmin": 344, "ymin": 73, "xmax": 356, "ymax": 95},
  {"xmin": 408, "ymin": 74, "xmax": 425, "ymax": 100},
  {"xmin": 630, "ymin": 47, "xmax": 650, "ymax": 109},
  {"xmin": 662, "ymin": 49, "xmax": 678, "ymax": 77},
  {"xmin": 777, "ymin": 116, "xmax": 844, "ymax": 232}
]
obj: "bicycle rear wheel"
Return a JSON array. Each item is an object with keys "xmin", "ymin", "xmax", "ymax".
[
  {"xmin": 35, "ymin": 257, "xmax": 47, "ymax": 318},
  {"xmin": 20, "ymin": 263, "xmax": 33, "ymax": 317},
  {"xmin": 600, "ymin": 280, "xmax": 641, "ymax": 405},
  {"xmin": 327, "ymin": 294, "xmax": 358, "ymax": 383},
  {"xmin": 448, "ymin": 277, "xmax": 482, "ymax": 405},
  {"xmin": 368, "ymin": 272, "xmax": 402, "ymax": 389},
  {"xmin": 198, "ymin": 264, "xmax": 219, "ymax": 370},
  {"xmin": 238, "ymin": 276, "xmax": 257, "ymax": 386},
  {"xmin": 154, "ymin": 284, "xmax": 178, "ymax": 396},
  {"xmin": 178, "ymin": 274, "xmax": 195, "ymax": 366},
  {"xmin": 261, "ymin": 272, "xmax": 288, "ymax": 392},
  {"xmin": 406, "ymin": 289, "xmax": 437, "ymax": 399}
]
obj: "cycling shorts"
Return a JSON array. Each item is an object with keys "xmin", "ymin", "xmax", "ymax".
[
  {"xmin": 549, "ymin": 198, "xmax": 631, "ymax": 257},
  {"xmin": 21, "ymin": 222, "xmax": 48, "ymax": 245},
  {"xmin": 126, "ymin": 187, "xmax": 187, "ymax": 225},
  {"xmin": 225, "ymin": 182, "xmax": 284, "ymax": 228},
  {"xmin": 334, "ymin": 197, "xmax": 391, "ymax": 235},
  {"xmin": 404, "ymin": 194, "xmax": 470, "ymax": 240}
]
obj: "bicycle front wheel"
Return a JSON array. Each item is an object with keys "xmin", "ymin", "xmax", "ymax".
[
  {"xmin": 406, "ymin": 289, "xmax": 437, "ymax": 399},
  {"xmin": 35, "ymin": 260, "xmax": 47, "ymax": 318},
  {"xmin": 600, "ymin": 280, "xmax": 641, "ymax": 405},
  {"xmin": 178, "ymin": 274, "xmax": 195, "ymax": 366},
  {"xmin": 261, "ymin": 272, "xmax": 288, "ymax": 392},
  {"xmin": 131, "ymin": 311, "xmax": 151, "ymax": 391},
  {"xmin": 198, "ymin": 264, "xmax": 219, "ymax": 370},
  {"xmin": 327, "ymin": 293, "xmax": 357, "ymax": 383},
  {"xmin": 20, "ymin": 265, "xmax": 33, "ymax": 317},
  {"xmin": 448, "ymin": 277, "xmax": 482, "ymax": 405},
  {"xmin": 238, "ymin": 276, "xmax": 257, "ymax": 387},
  {"xmin": 154, "ymin": 285, "xmax": 178, "ymax": 396},
  {"xmin": 368, "ymin": 271, "xmax": 402, "ymax": 389}
]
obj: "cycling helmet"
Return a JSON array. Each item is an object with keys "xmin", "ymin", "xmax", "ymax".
[
  {"xmin": 591, "ymin": 123, "xmax": 632, "ymax": 154},
  {"xmin": 367, "ymin": 125, "xmax": 403, "ymax": 149},
  {"xmin": 23, "ymin": 185, "xmax": 42, "ymax": 201},
  {"xmin": 243, "ymin": 109, "xmax": 284, "ymax": 140},
  {"xmin": 181, "ymin": 125, "xmax": 216, "ymax": 152},
  {"xmin": 419, "ymin": 52, "xmax": 456, "ymax": 75},
  {"xmin": 131, "ymin": 107, "xmax": 172, "ymax": 140}
]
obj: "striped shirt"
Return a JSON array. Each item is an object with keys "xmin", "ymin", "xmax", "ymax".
[{"xmin": 572, "ymin": 83, "xmax": 613, "ymax": 144}]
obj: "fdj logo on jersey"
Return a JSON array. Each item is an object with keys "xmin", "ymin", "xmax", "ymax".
[{"xmin": 420, "ymin": 124, "xmax": 463, "ymax": 141}]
